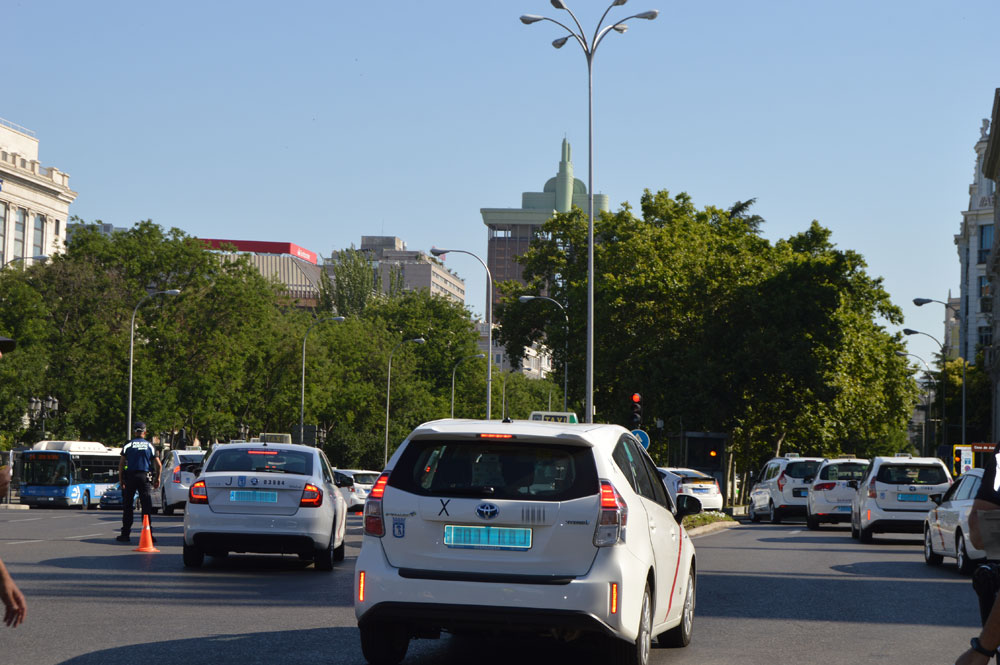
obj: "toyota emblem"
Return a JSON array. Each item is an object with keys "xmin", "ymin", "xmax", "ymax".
[{"xmin": 476, "ymin": 503, "xmax": 500, "ymax": 520}]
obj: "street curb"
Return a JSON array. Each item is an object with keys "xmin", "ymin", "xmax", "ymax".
[
  {"xmin": 0, "ymin": 504, "xmax": 30, "ymax": 511},
  {"xmin": 686, "ymin": 520, "xmax": 739, "ymax": 537}
]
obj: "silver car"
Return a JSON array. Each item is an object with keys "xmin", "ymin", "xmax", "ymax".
[{"xmin": 924, "ymin": 467, "xmax": 985, "ymax": 574}]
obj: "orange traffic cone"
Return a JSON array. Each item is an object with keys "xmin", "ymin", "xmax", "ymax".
[{"xmin": 133, "ymin": 514, "xmax": 159, "ymax": 553}]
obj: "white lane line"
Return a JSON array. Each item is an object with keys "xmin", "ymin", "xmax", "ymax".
[
  {"xmin": 48, "ymin": 515, "xmax": 74, "ymax": 519},
  {"xmin": 10, "ymin": 518, "xmax": 42, "ymax": 523},
  {"xmin": 65, "ymin": 533, "xmax": 103, "ymax": 539},
  {"xmin": 7, "ymin": 540, "xmax": 43, "ymax": 545}
]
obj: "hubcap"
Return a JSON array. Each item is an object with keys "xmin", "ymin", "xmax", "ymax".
[
  {"xmin": 639, "ymin": 590, "xmax": 651, "ymax": 664},
  {"xmin": 925, "ymin": 531, "xmax": 933, "ymax": 558},
  {"xmin": 958, "ymin": 538, "xmax": 965, "ymax": 567},
  {"xmin": 682, "ymin": 576, "xmax": 694, "ymax": 634}
]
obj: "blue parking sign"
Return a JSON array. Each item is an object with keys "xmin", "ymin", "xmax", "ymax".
[{"xmin": 632, "ymin": 429, "xmax": 650, "ymax": 449}]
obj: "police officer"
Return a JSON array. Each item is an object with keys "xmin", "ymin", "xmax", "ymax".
[{"xmin": 116, "ymin": 422, "xmax": 162, "ymax": 543}]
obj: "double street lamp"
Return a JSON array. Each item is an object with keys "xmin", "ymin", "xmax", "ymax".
[
  {"xmin": 903, "ymin": 326, "xmax": 965, "ymax": 451},
  {"xmin": 127, "ymin": 289, "xmax": 180, "ymax": 439},
  {"xmin": 521, "ymin": 1, "xmax": 658, "ymax": 422},
  {"xmin": 913, "ymin": 297, "xmax": 966, "ymax": 447},
  {"xmin": 896, "ymin": 351, "xmax": 938, "ymax": 455},
  {"xmin": 451, "ymin": 353, "xmax": 485, "ymax": 418},
  {"xmin": 384, "ymin": 337, "xmax": 426, "ymax": 467},
  {"xmin": 430, "ymin": 247, "xmax": 493, "ymax": 420},
  {"xmin": 518, "ymin": 295, "xmax": 569, "ymax": 411},
  {"xmin": 300, "ymin": 316, "xmax": 345, "ymax": 445},
  {"xmin": 29, "ymin": 396, "xmax": 58, "ymax": 440}
]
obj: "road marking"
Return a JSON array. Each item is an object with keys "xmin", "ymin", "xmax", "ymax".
[
  {"xmin": 7, "ymin": 540, "xmax": 43, "ymax": 545},
  {"xmin": 66, "ymin": 533, "xmax": 103, "ymax": 539},
  {"xmin": 10, "ymin": 518, "xmax": 42, "ymax": 523},
  {"xmin": 48, "ymin": 515, "xmax": 74, "ymax": 519}
]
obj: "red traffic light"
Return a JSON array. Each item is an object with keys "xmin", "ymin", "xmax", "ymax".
[{"xmin": 631, "ymin": 393, "xmax": 641, "ymax": 403}]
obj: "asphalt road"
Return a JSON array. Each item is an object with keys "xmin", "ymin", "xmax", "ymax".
[{"xmin": 0, "ymin": 509, "xmax": 984, "ymax": 665}]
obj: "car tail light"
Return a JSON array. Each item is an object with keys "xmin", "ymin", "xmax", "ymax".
[
  {"xmin": 714, "ymin": 479, "xmax": 720, "ymax": 494},
  {"xmin": 300, "ymin": 483, "xmax": 323, "ymax": 507},
  {"xmin": 172, "ymin": 466, "xmax": 182, "ymax": 484},
  {"xmin": 813, "ymin": 482, "xmax": 836, "ymax": 491},
  {"xmin": 868, "ymin": 477, "xmax": 877, "ymax": 498},
  {"xmin": 364, "ymin": 472, "xmax": 391, "ymax": 537},
  {"xmin": 776, "ymin": 472, "xmax": 787, "ymax": 492},
  {"xmin": 189, "ymin": 480, "xmax": 208, "ymax": 505},
  {"xmin": 594, "ymin": 480, "xmax": 628, "ymax": 547}
]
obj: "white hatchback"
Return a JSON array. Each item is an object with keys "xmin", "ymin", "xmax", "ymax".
[
  {"xmin": 851, "ymin": 454, "xmax": 952, "ymax": 543},
  {"xmin": 805, "ymin": 458, "xmax": 868, "ymax": 529},
  {"xmin": 660, "ymin": 467, "xmax": 723, "ymax": 512},
  {"xmin": 159, "ymin": 448, "xmax": 206, "ymax": 515},
  {"xmin": 924, "ymin": 467, "xmax": 986, "ymax": 574},
  {"xmin": 354, "ymin": 419, "xmax": 702, "ymax": 665},
  {"xmin": 334, "ymin": 469, "xmax": 381, "ymax": 512},
  {"xmin": 182, "ymin": 442, "xmax": 348, "ymax": 570}
]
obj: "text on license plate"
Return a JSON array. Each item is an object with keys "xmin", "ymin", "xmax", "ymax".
[
  {"xmin": 443, "ymin": 525, "xmax": 532, "ymax": 550},
  {"xmin": 897, "ymin": 493, "xmax": 927, "ymax": 502},
  {"xmin": 793, "ymin": 489, "xmax": 808, "ymax": 497},
  {"xmin": 229, "ymin": 490, "xmax": 277, "ymax": 503}
]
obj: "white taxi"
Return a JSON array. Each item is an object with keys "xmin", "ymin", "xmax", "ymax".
[
  {"xmin": 182, "ymin": 442, "xmax": 348, "ymax": 570},
  {"xmin": 805, "ymin": 457, "xmax": 868, "ymax": 529},
  {"xmin": 354, "ymin": 419, "xmax": 702, "ymax": 665},
  {"xmin": 159, "ymin": 448, "xmax": 205, "ymax": 515},
  {"xmin": 850, "ymin": 454, "xmax": 952, "ymax": 543}
]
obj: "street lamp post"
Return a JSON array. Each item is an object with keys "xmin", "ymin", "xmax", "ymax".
[
  {"xmin": 896, "ymin": 351, "xmax": 938, "ymax": 456},
  {"xmin": 127, "ymin": 289, "xmax": 180, "ymax": 439},
  {"xmin": 903, "ymin": 327, "xmax": 962, "ymax": 455},
  {"xmin": 430, "ymin": 247, "xmax": 493, "ymax": 419},
  {"xmin": 451, "ymin": 353, "xmax": 485, "ymax": 418},
  {"xmin": 913, "ymin": 297, "xmax": 966, "ymax": 447},
  {"xmin": 29, "ymin": 395, "xmax": 58, "ymax": 441},
  {"xmin": 2, "ymin": 254, "xmax": 48, "ymax": 269},
  {"xmin": 384, "ymin": 337, "xmax": 426, "ymax": 467},
  {"xmin": 519, "ymin": 295, "xmax": 569, "ymax": 411},
  {"xmin": 300, "ymin": 316, "xmax": 345, "ymax": 445},
  {"xmin": 521, "ymin": 2, "xmax": 658, "ymax": 422}
]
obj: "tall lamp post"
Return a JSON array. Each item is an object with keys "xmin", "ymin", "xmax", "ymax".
[
  {"xmin": 903, "ymin": 327, "xmax": 964, "ymax": 453},
  {"xmin": 127, "ymin": 289, "xmax": 180, "ymax": 439},
  {"xmin": 300, "ymin": 316, "xmax": 345, "ymax": 445},
  {"xmin": 430, "ymin": 247, "xmax": 493, "ymax": 419},
  {"xmin": 385, "ymin": 337, "xmax": 426, "ymax": 467},
  {"xmin": 913, "ymin": 297, "xmax": 966, "ymax": 447},
  {"xmin": 521, "ymin": 1, "xmax": 658, "ymax": 423},
  {"xmin": 451, "ymin": 353, "xmax": 485, "ymax": 418},
  {"xmin": 2, "ymin": 254, "xmax": 48, "ymax": 269},
  {"xmin": 519, "ymin": 295, "xmax": 569, "ymax": 411},
  {"xmin": 896, "ymin": 351, "xmax": 938, "ymax": 456},
  {"xmin": 29, "ymin": 396, "xmax": 58, "ymax": 441}
]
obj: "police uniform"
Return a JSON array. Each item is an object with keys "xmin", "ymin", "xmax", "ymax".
[{"xmin": 117, "ymin": 423, "xmax": 158, "ymax": 542}]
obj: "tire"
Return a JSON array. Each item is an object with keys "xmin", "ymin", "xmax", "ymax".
[
  {"xmin": 81, "ymin": 491, "xmax": 90, "ymax": 510},
  {"xmin": 610, "ymin": 583, "xmax": 652, "ymax": 665},
  {"xmin": 182, "ymin": 542, "xmax": 204, "ymax": 568},
  {"xmin": 769, "ymin": 502, "xmax": 781, "ymax": 525},
  {"xmin": 749, "ymin": 502, "xmax": 760, "ymax": 523},
  {"xmin": 659, "ymin": 570, "xmax": 695, "ymax": 648},
  {"xmin": 923, "ymin": 528, "xmax": 943, "ymax": 565},
  {"xmin": 314, "ymin": 535, "xmax": 335, "ymax": 571},
  {"xmin": 859, "ymin": 524, "xmax": 874, "ymax": 544},
  {"xmin": 333, "ymin": 538, "xmax": 346, "ymax": 562},
  {"xmin": 850, "ymin": 512, "xmax": 859, "ymax": 539},
  {"xmin": 957, "ymin": 531, "xmax": 975, "ymax": 574},
  {"xmin": 162, "ymin": 490, "xmax": 174, "ymax": 516},
  {"xmin": 359, "ymin": 622, "xmax": 409, "ymax": 665},
  {"xmin": 806, "ymin": 512, "xmax": 819, "ymax": 530}
]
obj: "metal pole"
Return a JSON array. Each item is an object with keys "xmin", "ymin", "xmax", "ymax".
[
  {"xmin": 585, "ymin": 51, "xmax": 594, "ymax": 423},
  {"xmin": 385, "ymin": 338, "xmax": 425, "ymax": 467},
  {"xmin": 450, "ymin": 353, "xmax": 485, "ymax": 418},
  {"xmin": 301, "ymin": 317, "xmax": 345, "ymax": 445},
  {"xmin": 127, "ymin": 289, "xmax": 179, "ymax": 440}
]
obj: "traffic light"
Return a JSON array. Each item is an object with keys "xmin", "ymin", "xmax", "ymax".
[{"xmin": 629, "ymin": 393, "xmax": 642, "ymax": 429}]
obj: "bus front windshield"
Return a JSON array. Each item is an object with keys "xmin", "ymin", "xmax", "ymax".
[{"xmin": 22, "ymin": 453, "xmax": 71, "ymax": 486}]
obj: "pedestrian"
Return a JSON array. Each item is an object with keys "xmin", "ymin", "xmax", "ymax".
[
  {"xmin": 0, "ymin": 464, "xmax": 26, "ymax": 627},
  {"xmin": 956, "ymin": 443, "xmax": 1000, "ymax": 664},
  {"xmin": 116, "ymin": 422, "xmax": 162, "ymax": 543}
]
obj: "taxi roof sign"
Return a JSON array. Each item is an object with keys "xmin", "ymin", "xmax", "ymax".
[{"xmin": 529, "ymin": 411, "xmax": 579, "ymax": 424}]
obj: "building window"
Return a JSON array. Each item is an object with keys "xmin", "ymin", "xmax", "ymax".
[
  {"xmin": 54, "ymin": 219, "xmax": 60, "ymax": 238},
  {"xmin": 0, "ymin": 202, "xmax": 5, "ymax": 265},
  {"xmin": 33, "ymin": 214, "xmax": 44, "ymax": 255},
  {"xmin": 979, "ymin": 326, "xmax": 993, "ymax": 350},
  {"xmin": 979, "ymin": 224, "xmax": 994, "ymax": 264},
  {"xmin": 13, "ymin": 208, "xmax": 25, "ymax": 258}
]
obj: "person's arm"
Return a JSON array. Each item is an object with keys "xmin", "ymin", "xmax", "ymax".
[
  {"xmin": 0, "ymin": 558, "xmax": 26, "ymax": 628},
  {"xmin": 118, "ymin": 456, "xmax": 125, "ymax": 485},
  {"xmin": 152, "ymin": 456, "xmax": 162, "ymax": 489}
]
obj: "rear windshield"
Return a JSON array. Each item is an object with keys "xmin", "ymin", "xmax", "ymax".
[
  {"xmin": 819, "ymin": 462, "xmax": 868, "ymax": 481},
  {"xmin": 205, "ymin": 448, "xmax": 313, "ymax": 476},
  {"xmin": 391, "ymin": 439, "xmax": 598, "ymax": 502},
  {"xmin": 352, "ymin": 473, "xmax": 379, "ymax": 485},
  {"xmin": 672, "ymin": 469, "xmax": 710, "ymax": 481},
  {"xmin": 876, "ymin": 464, "xmax": 948, "ymax": 485},
  {"xmin": 785, "ymin": 461, "xmax": 821, "ymax": 479},
  {"xmin": 177, "ymin": 454, "xmax": 204, "ymax": 464}
]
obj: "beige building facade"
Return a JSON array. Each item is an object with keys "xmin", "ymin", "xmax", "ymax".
[
  {"xmin": 359, "ymin": 236, "xmax": 466, "ymax": 305},
  {"xmin": 0, "ymin": 119, "xmax": 77, "ymax": 265}
]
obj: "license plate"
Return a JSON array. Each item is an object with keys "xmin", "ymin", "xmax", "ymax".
[
  {"xmin": 229, "ymin": 490, "xmax": 277, "ymax": 503},
  {"xmin": 443, "ymin": 525, "xmax": 532, "ymax": 551},
  {"xmin": 793, "ymin": 489, "xmax": 808, "ymax": 497},
  {"xmin": 897, "ymin": 493, "xmax": 927, "ymax": 502},
  {"xmin": 835, "ymin": 505, "xmax": 851, "ymax": 512},
  {"xmin": 692, "ymin": 488, "xmax": 710, "ymax": 494}
]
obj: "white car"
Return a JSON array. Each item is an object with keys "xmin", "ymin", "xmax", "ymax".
[
  {"xmin": 182, "ymin": 442, "xmax": 348, "ymax": 570},
  {"xmin": 850, "ymin": 454, "xmax": 952, "ymax": 543},
  {"xmin": 334, "ymin": 469, "xmax": 381, "ymax": 512},
  {"xmin": 159, "ymin": 448, "xmax": 206, "ymax": 515},
  {"xmin": 924, "ymin": 467, "xmax": 986, "ymax": 574},
  {"xmin": 660, "ymin": 467, "xmax": 723, "ymax": 511},
  {"xmin": 805, "ymin": 458, "xmax": 868, "ymax": 529},
  {"xmin": 354, "ymin": 419, "xmax": 702, "ymax": 665},
  {"xmin": 748, "ymin": 454, "xmax": 825, "ymax": 524}
]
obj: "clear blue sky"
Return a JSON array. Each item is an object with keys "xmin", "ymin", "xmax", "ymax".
[{"xmin": 5, "ymin": 0, "xmax": 999, "ymax": 368}]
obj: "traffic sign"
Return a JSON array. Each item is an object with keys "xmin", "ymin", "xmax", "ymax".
[{"xmin": 632, "ymin": 429, "xmax": 650, "ymax": 449}]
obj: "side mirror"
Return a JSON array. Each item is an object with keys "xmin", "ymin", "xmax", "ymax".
[
  {"xmin": 335, "ymin": 476, "xmax": 354, "ymax": 488},
  {"xmin": 675, "ymin": 494, "xmax": 703, "ymax": 519},
  {"xmin": 847, "ymin": 480, "xmax": 859, "ymax": 490},
  {"xmin": 930, "ymin": 493, "xmax": 943, "ymax": 505},
  {"xmin": 57, "ymin": 477, "xmax": 70, "ymax": 486}
]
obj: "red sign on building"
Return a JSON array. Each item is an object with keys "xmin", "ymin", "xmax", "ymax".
[{"xmin": 200, "ymin": 238, "xmax": 317, "ymax": 265}]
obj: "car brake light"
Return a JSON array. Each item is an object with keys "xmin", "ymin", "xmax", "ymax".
[
  {"xmin": 594, "ymin": 480, "xmax": 628, "ymax": 547},
  {"xmin": 813, "ymin": 482, "xmax": 836, "ymax": 491},
  {"xmin": 776, "ymin": 472, "xmax": 787, "ymax": 492},
  {"xmin": 364, "ymin": 471, "xmax": 391, "ymax": 537},
  {"xmin": 300, "ymin": 483, "xmax": 323, "ymax": 507},
  {"xmin": 173, "ymin": 466, "xmax": 182, "ymax": 484},
  {"xmin": 189, "ymin": 480, "xmax": 208, "ymax": 505},
  {"xmin": 868, "ymin": 478, "xmax": 877, "ymax": 498},
  {"xmin": 478, "ymin": 433, "xmax": 514, "ymax": 439}
]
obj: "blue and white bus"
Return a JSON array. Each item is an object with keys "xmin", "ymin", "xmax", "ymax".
[{"xmin": 19, "ymin": 441, "xmax": 121, "ymax": 509}]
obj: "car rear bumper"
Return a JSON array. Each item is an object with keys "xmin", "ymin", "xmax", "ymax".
[
  {"xmin": 190, "ymin": 531, "xmax": 319, "ymax": 554},
  {"xmin": 184, "ymin": 508, "xmax": 330, "ymax": 552},
  {"xmin": 682, "ymin": 492, "xmax": 722, "ymax": 511}
]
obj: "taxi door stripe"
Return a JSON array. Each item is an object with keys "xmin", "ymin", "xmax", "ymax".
[{"xmin": 664, "ymin": 531, "xmax": 685, "ymax": 620}]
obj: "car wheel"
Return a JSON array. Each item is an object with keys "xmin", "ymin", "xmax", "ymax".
[
  {"xmin": 859, "ymin": 524, "xmax": 874, "ymax": 544},
  {"xmin": 333, "ymin": 537, "xmax": 346, "ymax": 562},
  {"xmin": 769, "ymin": 501, "xmax": 781, "ymax": 525},
  {"xmin": 957, "ymin": 531, "xmax": 975, "ymax": 575},
  {"xmin": 182, "ymin": 542, "xmax": 204, "ymax": 568},
  {"xmin": 162, "ymin": 491, "xmax": 174, "ymax": 516},
  {"xmin": 82, "ymin": 491, "xmax": 90, "ymax": 510},
  {"xmin": 850, "ymin": 512, "xmax": 859, "ymax": 539},
  {"xmin": 923, "ymin": 527, "xmax": 943, "ymax": 565},
  {"xmin": 314, "ymin": 535, "xmax": 335, "ymax": 571},
  {"xmin": 659, "ymin": 570, "xmax": 695, "ymax": 648},
  {"xmin": 749, "ymin": 502, "xmax": 760, "ymax": 523},
  {"xmin": 611, "ymin": 582, "xmax": 652, "ymax": 665},
  {"xmin": 806, "ymin": 512, "xmax": 819, "ymax": 530},
  {"xmin": 359, "ymin": 622, "xmax": 409, "ymax": 665}
]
